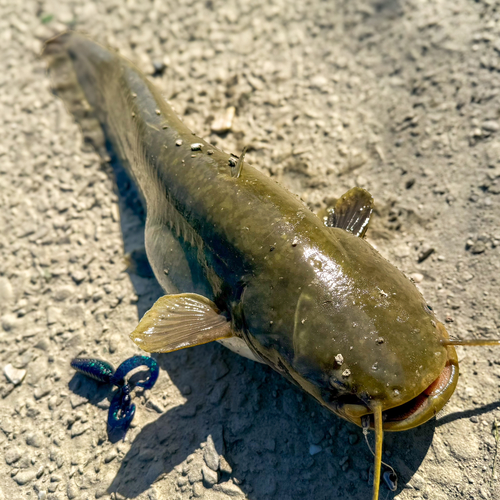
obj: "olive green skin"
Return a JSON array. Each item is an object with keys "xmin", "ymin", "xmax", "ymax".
[{"xmin": 45, "ymin": 33, "xmax": 450, "ymax": 427}]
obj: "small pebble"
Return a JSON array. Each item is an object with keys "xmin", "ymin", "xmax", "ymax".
[
  {"xmin": 3, "ymin": 364, "xmax": 26, "ymax": 385},
  {"xmin": 411, "ymin": 472, "xmax": 425, "ymax": 490},
  {"xmin": 202, "ymin": 465, "xmax": 218, "ymax": 487},
  {"xmin": 193, "ymin": 482, "xmax": 204, "ymax": 498},
  {"xmin": 219, "ymin": 456, "xmax": 232, "ymax": 475},
  {"xmin": 417, "ymin": 247, "xmax": 434, "ymax": 263},
  {"xmin": 4, "ymin": 447, "xmax": 21, "ymax": 465},
  {"xmin": 104, "ymin": 450, "xmax": 117, "ymax": 463},
  {"xmin": 66, "ymin": 480, "xmax": 79, "ymax": 499},
  {"xmin": 70, "ymin": 271, "xmax": 86, "ymax": 284},
  {"xmin": 14, "ymin": 468, "xmax": 37, "ymax": 485},
  {"xmin": 188, "ymin": 468, "xmax": 203, "ymax": 484},
  {"xmin": 177, "ymin": 476, "xmax": 188, "ymax": 487},
  {"xmin": 34, "ymin": 380, "xmax": 51, "ymax": 400},
  {"xmin": 0, "ymin": 277, "xmax": 13, "ymax": 302},
  {"xmin": 309, "ymin": 444, "xmax": 322, "ymax": 456},
  {"xmin": 204, "ymin": 435, "xmax": 220, "ymax": 471},
  {"xmin": 176, "ymin": 139, "xmax": 183, "ymax": 146},
  {"xmin": 410, "ymin": 273, "xmax": 424, "ymax": 283},
  {"xmin": 470, "ymin": 240, "xmax": 486, "ymax": 254},
  {"xmin": 26, "ymin": 432, "xmax": 44, "ymax": 448},
  {"xmin": 334, "ymin": 354, "xmax": 344, "ymax": 365},
  {"xmin": 216, "ymin": 481, "xmax": 244, "ymax": 497},
  {"xmin": 146, "ymin": 398, "xmax": 165, "ymax": 413},
  {"xmin": 152, "ymin": 60, "xmax": 166, "ymax": 75},
  {"xmin": 70, "ymin": 422, "xmax": 89, "ymax": 437},
  {"xmin": 191, "ymin": 143, "xmax": 203, "ymax": 151},
  {"xmin": 1, "ymin": 313, "xmax": 18, "ymax": 332},
  {"xmin": 348, "ymin": 434, "xmax": 359, "ymax": 445},
  {"xmin": 211, "ymin": 106, "xmax": 235, "ymax": 133},
  {"xmin": 482, "ymin": 120, "xmax": 499, "ymax": 132}
]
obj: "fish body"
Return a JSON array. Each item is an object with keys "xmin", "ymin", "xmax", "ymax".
[{"xmin": 44, "ymin": 33, "xmax": 458, "ymax": 436}]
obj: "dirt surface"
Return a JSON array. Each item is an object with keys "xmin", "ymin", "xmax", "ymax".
[{"xmin": 1, "ymin": 1, "xmax": 500, "ymax": 499}]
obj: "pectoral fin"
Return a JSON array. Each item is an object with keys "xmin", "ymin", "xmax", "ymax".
[
  {"xmin": 326, "ymin": 187, "xmax": 374, "ymax": 238},
  {"xmin": 130, "ymin": 294, "xmax": 232, "ymax": 353}
]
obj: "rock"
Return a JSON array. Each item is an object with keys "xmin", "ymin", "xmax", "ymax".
[
  {"xmin": 66, "ymin": 480, "xmax": 79, "ymax": 499},
  {"xmin": 188, "ymin": 467, "xmax": 203, "ymax": 484},
  {"xmin": 213, "ymin": 360, "xmax": 229, "ymax": 380},
  {"xmin": 108, "ymin": 333, "xmax": 121, "ymax": 353},
  {"xmin": 309, "ymin": 444, "xmax": 322, "ymax": 455},
  {"xmin": 104, "ymin": 449, "xmax": 117, "ymax": 463},
  {"xmin": 482, "ymin": 120, "xmax": 499, "ymax": 132},
  {"xmin": 146, "ymin": 398, "xmax": 164, "ymax": 413},
  {"xmin": 18, "ymin": 455, "xmax": 31, "ymax": 469},
  {"xmin": 3, "ymin": 364, "xmax": 26, "ymax": 385},
  {"xmin": 348, "ymin": 433, "xmax": 359, "ymax": 445},
  {"xmin": 204, "ymin": 435, "xmax": 220, "ymax": 471},
  {"xmin": 27, "ymin": 357, "xmax": 48, "ymax": 386},
  {"xmin": 193, "ymin": 482, "xmax": 204, "ymax": 498},
  {"xmin": 470, "ymin": 240, "xmax": 486, "ymax": 254},
  {"xmin": 1, "ymin": 313, "xmax": 18, "ymax": 332},
  {"xmin": 34, "ymin": 338, "xmax": 50, "ymax": 351},
  {"xmin": 177, "ymin": 476, "xmax": 188, "ymax": 487},
  {"xmin": 34, "ymin": 380, "xmax": 52, "ymax": 400},
  {"xmin": 216, "ymin": 481, "xmax": 244, "ymax": 497},
  {"xmin": 14, "ymin": 468, "xmax": 37, "ymax": 485},
  {"xmin": 46, "ymin": 306, "xmax": 61, "ymax": 326},
  {"xmin": 202, "ymin": 464, "xmax": 218, "ymax": 487},
  {"xmin": 69, "ymin": 394, "xmax": 87, "ymax": 409},
  {"xmin": 53, "ymin": 286, "xmax": 73, "ymax": 302},
  {"xmin": 411, "ymin": 472, "xmax": 425, "ymax": 490},
  {"xmin": 0, "ymin": 417, "xmax": 14, "ymax": 435},
  {"xmin": 308, "ymin": 428, "xmax": 324, "ymax": 445},
  {"xmin": 70, "ymin": 422, "xmax": 89, "ymax": 437},
  {"xmin": 4, "ymin": 447, "xmax": 21, "ymax": 465},
  {"xmin": 219, "ymin": 456, "xmax": 232, "ymax": 475},
  {"xmin": 211, "ymin": 107, "xmax": 235, "ymax": 133},
  {"xmin": 410, "ymin": 272, "xmax": 424, "ymax": 283},
  {"xmin": 64, "ymin": 305, "xmax": 84, "ymax": 330},
  {"xmin": 26, "ymin": 431, "xmax": 44, "ymax": 448},
  {"xmin": 417, "ymin": 246, "xmax": 435, "ymax": 263},
  {"xmin": 70, "ymin": 270, "xmax": 86, "ymax": 284},
  {"xmin": 0, "ymin": 277, "xmax": 13, "ymax": 302},
  {"xmin": 95, "ymin": 473, "xmax": 114, "ymax": 498}
]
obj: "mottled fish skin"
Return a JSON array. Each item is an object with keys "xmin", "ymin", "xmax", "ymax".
[{"xmin": 44, "ymin": 33, "xmax": 457, "ymax": 430}]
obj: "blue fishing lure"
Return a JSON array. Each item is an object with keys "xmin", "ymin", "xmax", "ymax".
[{"xmin": 70, "ymin": 355, "xmax": 159, "ymax": 431}]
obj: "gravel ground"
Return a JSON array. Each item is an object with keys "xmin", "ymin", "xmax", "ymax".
[{"xmin": 1, "ymin": 1, "xmax": 500, "ymax": 499}]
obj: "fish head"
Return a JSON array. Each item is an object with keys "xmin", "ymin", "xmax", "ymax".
[
  {"xmin": 242, "ymin": 228, "xmax": 458, "ymax": 431},
  {"xmin": 290, "ymin": 229, "xmax": 459, "ymax": 430}
]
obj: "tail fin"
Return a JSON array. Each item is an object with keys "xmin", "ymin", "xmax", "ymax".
[{"xmin": 42, "ymin": 32, "xmax": 108, "ymax": 158}]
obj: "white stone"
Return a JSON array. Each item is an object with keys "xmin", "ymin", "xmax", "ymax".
[{"xmin": 3, "ymin": 364, "xmax": 26, "ymax": 385}]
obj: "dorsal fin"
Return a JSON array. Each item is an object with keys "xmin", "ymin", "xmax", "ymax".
[{"xmin": 325, "ymin": 187, "xmax": 374, "ymax": 238}]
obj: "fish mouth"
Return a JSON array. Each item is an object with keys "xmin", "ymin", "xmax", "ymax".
[{"xmin": 339, "ymin": 344, "xmax": 459, "ymax": 431}]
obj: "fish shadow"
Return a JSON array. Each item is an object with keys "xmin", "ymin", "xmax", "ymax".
[
  {"xmin": 107, "ymin": 342, "xmax": 438, "ymax": 500},
  {"xmin": 102, "ymin": 136, "xmax": 436, "ymax": 499}
]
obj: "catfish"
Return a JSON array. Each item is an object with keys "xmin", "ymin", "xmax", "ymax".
[{"xmin": 43, "ymin": 32, "xmax": 499, "ymax": 500}]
